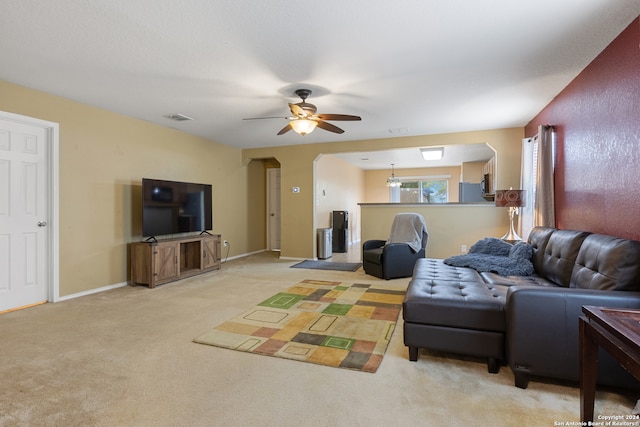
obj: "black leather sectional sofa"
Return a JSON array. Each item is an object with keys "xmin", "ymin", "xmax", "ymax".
[{"xmin": 403, "ymin": 226, "xmax": 640, "ymax": 389}]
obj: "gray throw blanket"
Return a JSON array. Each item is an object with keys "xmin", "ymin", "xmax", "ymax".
[
  {"xmin": 444, "ymin": 237, "xmax": 534, "ymax": 276},
  {"xmin": 387, "ymin": 213, "xmax": 428, "ymax": 253}
]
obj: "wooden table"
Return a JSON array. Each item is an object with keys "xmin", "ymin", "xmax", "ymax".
[{"xmin": 579, "ymin": 306, "xmax": 640, "ymax": 422}]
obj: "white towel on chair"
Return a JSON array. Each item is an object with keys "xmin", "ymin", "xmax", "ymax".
[{"xmin": 387, "ymin": 213, "xmax": 428, "ymax": 253}]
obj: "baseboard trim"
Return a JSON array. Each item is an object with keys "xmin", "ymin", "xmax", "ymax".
[
  {"xmin": 54, "ymin": 249, "xmax": 269, "ymax": 303},
  {"xmin": 278, "ymin": 256, "xmax": 307, "ymax": 261},
  {"xmin": 55, "ymin": 281, "xmax": 128, "ymax": 303},
  {"xmin": 222, "ymin": 248, "xmax": 266, "ymax": 262},
  {"xmin": 0, "ymin": 301, "xmax": 48, "ymax": 315}
]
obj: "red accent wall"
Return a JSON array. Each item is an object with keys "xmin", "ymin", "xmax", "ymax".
[{"xmin": 525, "ymin": 18, "xmax": 640, "ymax": 240}]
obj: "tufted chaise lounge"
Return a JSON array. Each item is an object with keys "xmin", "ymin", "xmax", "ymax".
[
  {"xmin": 403, "ymin": 258, "xmax": 508, "ymax": 373},
  {"xmin": 402, "ymin": 226, "xmax": 640, "ymax": 389}
]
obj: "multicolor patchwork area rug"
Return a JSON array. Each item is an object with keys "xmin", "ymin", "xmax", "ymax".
[{"xmin": 194, "ymin": 279, "xmax": 404, "ymax": 373}]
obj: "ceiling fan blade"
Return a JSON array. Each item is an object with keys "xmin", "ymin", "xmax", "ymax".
[
  {"xmin": 289, "ymin": 103, "xmax": 307, "ymax": 118},
  {"xmin": 277, "ymin": 123, "xmax": 293, "ymax": 135},
  {"xmin": 314, "ymin": 114, "xmax": 361, "ymax": 121},
  {"xmin": 315, "ymin": 120, "xmax": 344, "ymax": 134}
]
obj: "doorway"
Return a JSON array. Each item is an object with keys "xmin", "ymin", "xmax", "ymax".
[
  {"xmin": 0, "ymin": 111, "xmax": 59, "ymax": 312},
  {"xmin": 266, "ymin": 168, "xmax": 281, "ymax": 251}
]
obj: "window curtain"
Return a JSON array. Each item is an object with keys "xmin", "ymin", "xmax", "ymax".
[{"xmin": 519, "ymin": 125, "xmax": 556, "ymax": 239}]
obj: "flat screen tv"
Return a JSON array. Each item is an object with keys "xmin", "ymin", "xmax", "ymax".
[{"xmin": 142, "ymin": 178, "xmax": 212, "ymax": 238}]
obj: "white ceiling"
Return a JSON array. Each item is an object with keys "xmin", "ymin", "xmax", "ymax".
[
  {"xmin": 1, "ymin": 0, "xmax": 638, "ymax": 158},
  {"xmin": 332, "ymin": 143, "xmax": 495, "ymax": 170}
]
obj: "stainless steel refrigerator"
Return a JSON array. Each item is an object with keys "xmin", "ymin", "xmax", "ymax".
[{"xmin": 458, "ymin": 182, "xmax": 485, "ymax": 203}]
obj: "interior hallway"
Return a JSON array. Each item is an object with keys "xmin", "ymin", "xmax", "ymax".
[{"xmin": 325, "ymin": 241, "xmax": 362, "ymax": 263}]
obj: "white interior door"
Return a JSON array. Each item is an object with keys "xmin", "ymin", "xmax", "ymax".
[
  {"xmin": 0, "ymin": 113, "xmax": 54, "ymax": 311},
  {"xmin": 266, "ymin": 168, "xmax": 281, "ymax": 251}
]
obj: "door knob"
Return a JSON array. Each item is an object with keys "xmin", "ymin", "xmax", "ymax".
[{"xmin": 38, "ymin": 221, "xmax": 47, "ymax": 227}]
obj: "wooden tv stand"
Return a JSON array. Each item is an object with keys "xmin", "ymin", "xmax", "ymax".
[{"xmin": 130, "ymin": 234, "xmax": 221, "ymax": 288}]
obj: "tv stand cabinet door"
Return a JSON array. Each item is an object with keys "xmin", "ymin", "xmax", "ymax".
[
  {"xmin": 202, "ymin": 235, "xmax": 221, "ymax": 270},
  {"xmin": 153, "ymin": 241, "xmax": 179, "ymax": 286}
]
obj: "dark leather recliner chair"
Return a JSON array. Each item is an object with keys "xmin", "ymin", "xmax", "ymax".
[{"xmin": 362, "ymin": 213, "xmax": 428, "ymax": 280}]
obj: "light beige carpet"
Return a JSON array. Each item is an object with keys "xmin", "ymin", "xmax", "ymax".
[
  {"xmin": 0, "ymin": 251, "xmax": 637, "ymax": 426},
  {"xmin": 194, "ymin": 279, "xmax": 403, "ymax": 372}
]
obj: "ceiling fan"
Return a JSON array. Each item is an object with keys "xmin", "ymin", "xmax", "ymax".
[{"xmin": 243, "ymin": 89, "xmax": 361, "ymax": 136}]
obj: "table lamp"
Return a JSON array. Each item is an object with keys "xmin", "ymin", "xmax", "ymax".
[{"xmin": 495, "ymin": 189, "xmax": 525, "ymax": 242}]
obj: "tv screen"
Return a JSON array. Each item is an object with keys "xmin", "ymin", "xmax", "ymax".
[{"xmin": 142, "ymin": 178, "xmax": 212, "ymax": 237}]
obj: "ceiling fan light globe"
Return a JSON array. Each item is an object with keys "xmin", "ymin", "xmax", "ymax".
[{"xmin": 290, "ymin": 119, "xmax": 317, "ymax": 136}]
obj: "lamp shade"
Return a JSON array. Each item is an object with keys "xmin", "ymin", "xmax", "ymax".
[
  {"xmin": 290, "ymin": 119, "xmax": 317, "ymax": 135},
  {"xmin": 495, "ymin": 189, "xmax": 525, "ymax": 207}
]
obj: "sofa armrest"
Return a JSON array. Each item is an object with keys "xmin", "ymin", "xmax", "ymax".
[
  {"xmin": 382, "ymin": 243, "xmax": 425, "ymax": 279},
  {"xmin": 363, "ymin": 239, "xmax": 386, "ymax": 251},
  {"xmin": 506, "ymin": 286, "xmax": 640, "ymax": 386}
]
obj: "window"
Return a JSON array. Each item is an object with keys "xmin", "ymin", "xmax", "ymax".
[{"xmin": 390, "ymin": 178, "xmax": 448, "ymax": 203}]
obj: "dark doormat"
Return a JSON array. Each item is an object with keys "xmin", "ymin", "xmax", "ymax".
[{"xmin": 290, "ymin": 260, "xmax": 362, "ymax": 272}]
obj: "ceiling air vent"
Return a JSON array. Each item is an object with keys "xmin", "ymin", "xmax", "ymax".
[{"xmin": 164, "ymin": 113, "xmax": 193, "ymax": 122}]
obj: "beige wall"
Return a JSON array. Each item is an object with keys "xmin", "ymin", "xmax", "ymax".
[
  {"xmin": 0, "ymin": 79, "xmax": 262, "ymax": 297},
  {"xmin": 1, "ymin": 78, "xmax": 524, "ymax": 298},
  {"xmin": 243, "ymin": 127, "xmax": 524, "ymax": 259},
  {"xmin": 461, "ymin": 161, "xmax": 486, "ymax": 183},
  {"xmin": 315, "ymin": 155, "xmax": 365, "ymax": 247},
  {"xmin": 360, "ymin": 204, "xmax": 509, "ymax": 259}
]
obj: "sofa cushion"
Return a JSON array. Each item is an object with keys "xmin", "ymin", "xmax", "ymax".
[
  {"xmin": 403, "ymin": 277, "xmax": 507, "ymax": 332},
  {"xmin": 411, "ymin": 258, "xmax": 483, "ymax": 282},
  {"xmin": 537, "ymin": 229, "xmax": 591, "ymax": 287},
  {"xmin": 527, "ymin": 227, "xmax": 556, "ymax": 273},
  {"xmin": 570, "ymin": 234, "xmax": 640, "ymax": 291},
  {"xmin": 480, "ymin": 272, "xmax": 561, "ymax": 287}
]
